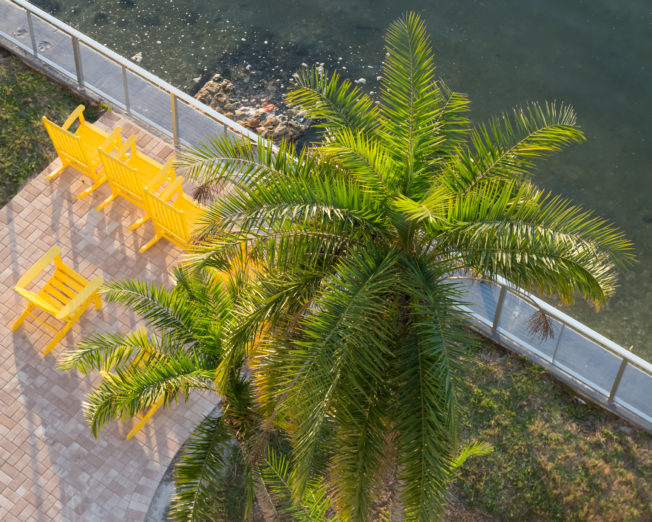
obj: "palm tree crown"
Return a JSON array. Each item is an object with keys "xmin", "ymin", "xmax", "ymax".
[{"xmin": 66, "ymin": 12, "xmax": 633, "ymax": 522}]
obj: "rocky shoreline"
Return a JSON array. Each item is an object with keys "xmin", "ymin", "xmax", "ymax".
[{"xmin": 194, "ymin": 71, "xmax": 311, "ymax": 143}]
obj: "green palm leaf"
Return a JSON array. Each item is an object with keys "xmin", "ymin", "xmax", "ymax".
[
  {"xmin": 394, "ymin": 258, "xmax": 469, "ymax": 521},
  {"xmin": 286, "ymin": 66, "xmax": 380, "ymax": 136},
  {"xmin": 84, "ymin": 349, "xmax": 214, "ymax": 437},
  {"xmin": 102, "ymin": 280, "xmax": 200, "ymax": 344},
  {"xmin": 170, "ymin": 414, "xmax": 251, "ymax": 521},
  {"xmin": 380, "ymin": 12, "xmax": 443, "ymax": 195},
  {"xmin": 444, "ymin": 102, "xmax": 585, "ymax": 193}
]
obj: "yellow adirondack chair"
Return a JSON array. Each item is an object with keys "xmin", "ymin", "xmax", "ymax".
[
  {"xmin": 97, "ymin": 136, "xmax": 177, "ymax": 230},
  {"xmin": 140, "ymin": 178, "xmax": 205, "ymax": 253},
  {"xmin": 42, "ymin": 105, "xmax": 122, "ymax": 199},
  {"xmin": 12, "ymin": 246, "xmax": 103, "ymax": 355}
]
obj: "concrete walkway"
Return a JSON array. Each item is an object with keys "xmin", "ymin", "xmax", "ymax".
[{"xmin": 0, "ymin": 112, "xmax": 215, "ymax": 521}]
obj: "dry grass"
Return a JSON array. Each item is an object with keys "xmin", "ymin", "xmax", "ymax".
[
  {"xmin": 0, "ymin": 48, "xmax": 101, "ymax": 206},
  {"xmin": 456, "ymin": 335, "xmax": 651, "ymax": 521}
]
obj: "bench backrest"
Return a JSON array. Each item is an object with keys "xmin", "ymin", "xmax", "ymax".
[
  {"xmin": 42, "ymin": 117, "xmax": 93, "ymax": 174},
  {"xmin": 100, "ymin": 149, "xmax": 147, "ymax": 208},
  {"xmin": 144, "ymin": 189, "xmax": 192, "ymax": 249}
]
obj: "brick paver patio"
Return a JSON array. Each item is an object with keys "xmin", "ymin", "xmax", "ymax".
[{"xmin": 0, "ymin": 112, "xmax": 215, "ymax": 521}]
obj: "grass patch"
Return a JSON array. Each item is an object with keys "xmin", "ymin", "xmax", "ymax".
[
  {"xmin": 457, "ymin": 335, "xmax": 652, "ymax": 521},
  {"xmin": 0, "ymin": 48, "xmax": 102, "ymax": 207}
]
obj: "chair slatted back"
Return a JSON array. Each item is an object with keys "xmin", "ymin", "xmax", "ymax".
[
  {"xmin": 144, "ymin": 190, "xmax": 192, "ymax": 249},
  {"xmin": 100, "ymin": 149, "xmax": 146, "ymax": 207},
  {"xmin": 42, "ymin": 117, "xmax": 93, "ymax": 175}
]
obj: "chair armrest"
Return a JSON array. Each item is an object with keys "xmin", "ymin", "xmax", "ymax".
[
  {"xmin": 99, "ymin": 127, "xmax": 123, "ymax": 154},
  {"xmin": 116, "ymin": 135, "xmax": 138, "ymax": 161},
  {"xmin": 56, "ymin": 276, "xmax": 104, "ymax": 320},
  {"xmin": 62, "ymin": 105, "xmax": 86, "ymax": 130},
  {"xmin": 145, "ymin": 158, "xmax": 176, "ymax": 192},
  {"xmin": 15, "ymin": 246, "xmax": 61, "ymax": 289},
  {"xmin": 157, "ymin": 177, "xmax": 185, "ymax": 202},
  {"xmin": 14, "ymin": 287, "xmax": 59, "ymax": 315}
]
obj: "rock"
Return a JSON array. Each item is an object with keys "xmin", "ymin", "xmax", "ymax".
[
  {"xmin": 264, "ymin": 114, "xmax": 279, "ymax": 127},
  {"xmin": 195, "ymin": 74, "xmax": 235, "ymax": 107},
  {"xmin": 252, "ymin": 108, "xmax": 267, "ymax": 119},
  {"xmin": 273, "ymin": 123, "xmax": 289, "ymax": 138},
  {"xmin": 193, "ymin": 71, "xmax": 311, "ymax": 143},
  {"xmin": 243, "ymin": 118, "xmax": 261, "ymax": 129}
]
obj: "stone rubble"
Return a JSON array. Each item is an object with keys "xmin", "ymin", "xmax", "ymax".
[{"xmin": 194, "ymin": 73, "xmax": 310, "ymax": 143}]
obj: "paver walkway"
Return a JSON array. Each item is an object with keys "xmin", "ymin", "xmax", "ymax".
[{"xmin": 0, "ymin": 111, "xmax": 215, "ymax": 521}]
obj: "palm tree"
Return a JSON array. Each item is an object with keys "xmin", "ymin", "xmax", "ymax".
[
  {"xmin": 177, "ymin": 11, "xmax": 634, "ymax": 521},
  {"xmin": 61, "ymin": 262, "xmax": 346, "ymax": 521},
  {"xmin": 59, "ymin": 263, "xmax": 280, "ymax": 520}
]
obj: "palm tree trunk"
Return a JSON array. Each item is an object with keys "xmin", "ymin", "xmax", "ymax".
[
  {"xmin": 251, "ymin": 466, "xmax": 280, "ymax": 522},
  {"xmin": 388, "ymin": 455, "xmax": 403, "ymax": 522}
]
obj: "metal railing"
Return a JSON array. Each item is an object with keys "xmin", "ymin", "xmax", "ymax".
[
  {"xmin": 458, "ymin": 275, "xmax": 652, "ymax": 432},
  {"xmin": 1, "ymin": 0, "xmax": 650, "ymax": 433},
  {"xmin": 0, "ymin": 0, "xmax": 260, "ymax": 149}
]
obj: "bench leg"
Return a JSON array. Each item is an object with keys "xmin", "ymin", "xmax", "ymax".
[
  {"xmin": 45, "ymin": 163, "xmax": 66, "ymax": 181},
  {"xmin": 11, "ymin": 304, "xmax": 34, "ymax": 331},
  {"xmin": 139, "ymin": 234, "xmax": 162, "ymax": 253},
  {"xmin": 43, "ymin": 321, "xmax": 74, "ymax": 355},
  {"xmin": 77, "ymin": 176, "xmax": 106, "ymax": 200},
  {"xmin": 96, "ymin": 193, "xmax": 116, "ymax": 211},
  {"xmin": 126, "ymin": 396, "xmax": 165, "ymax": 440},
  {"xmin": 128, "ymin": 214, "xmax": 150, "ymax": 231}
]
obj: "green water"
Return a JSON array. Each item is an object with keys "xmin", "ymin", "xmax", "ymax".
[{"xmin": 43, "ymin": 0, "xmax": 651, "ymax": 358}]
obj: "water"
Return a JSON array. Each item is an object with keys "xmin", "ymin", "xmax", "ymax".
[{"xmin": 40, "ymin": 0, "xmax": 651, "ymax": 358}]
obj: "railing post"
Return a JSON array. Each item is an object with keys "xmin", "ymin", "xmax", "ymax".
[
  {"xmin": 122, "ymin": 66, "xmax": 130, "ymax": 111},
  {"xmin": 608, "ymin": 359, "xmax": 628, "ymax": 403},
  {"xmin": 492, "ymin": 285, "xmax": 507, "ymax": 334},
  {"xmin": 25, "ymin": 10, "xmax": 37, "ymax": 55},
  {"xmin": 550, "ymin": 323, "xmax": 565, "ymax": 364},
  {"xmin": 71, "ymin": 36, "xmax": 84, "ymax": 87},
  {"xmin": 170, "ymin": 92, "xmax": 179, "ymax": 148}
]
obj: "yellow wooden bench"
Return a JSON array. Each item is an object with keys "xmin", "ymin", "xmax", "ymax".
[
  {"xmin": 42, "ymin": 105, "xmax": 122, "ymax": 199},
  {"xmin": 12, "ymin": 246, "xmax": 103, "ymax": 355},
  {"xmin": 97, "ymin": 135, "xmax": 177, "ymax": 230},
  {"xmin": 140, "ymin": 177, "xmax": 205, "ymax": 253}
]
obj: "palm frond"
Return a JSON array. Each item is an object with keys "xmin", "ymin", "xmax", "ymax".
[
  {"xmin": 59, "ymin": 328, "xmax": 162, "ymax": 374},
  {"xmin": 379, "ymin": 12, "xmax": 443, "ymax": 195},
  {"xmin": 451, "ymin": 441, "xmax": 493, "ymax": 470},
  {"xmin": 84, "ymin": 355, "xmax": 214, "ymax": 437},
  {"xmin": 286, "ymin": 66, "xmax": 380, "ymax": 136},
  {"xmin": 394, "ymin": 258, "xmax": 469, "ymax": 521},
  {"xmin": 320, "ymin": 129, "xmax": 399, "ymax": 198},
  {"xmin": 102, "ymin": 279, "xmax": 199, "ymax": 344},
  {"xmin": 438, "ymin": 181, "xmax": 635, "ymax": 306},
  {"xmin": 178, "ymin": 133, "xmax": 315, "ymax": 189},
  {"xmin": 430, "ymin": 81, "xmax": 472, "ymax": 157},
  {"xmin": 444, "ymin": 101, "xmax": 585, "ymax": 193},
  {"xmin": 330, "ymin": 387, "xmax": 390, "ymax": 521},
  {"xmin": 287, "ymin": 249, "xmax": 399, "ymax": 497},
  {"xmin": 169, "ymin": 414, "xmax": 249, "ymax": 521},
  {"xmin": 262, "ymin": 448, "xmax": 337, "ymax": 521}
]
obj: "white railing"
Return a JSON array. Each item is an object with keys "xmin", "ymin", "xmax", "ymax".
[
  {"xmin": 458, "ymin": 275, "xmax": 652, "ymax": 432},
  {"xmin": 1, "ymin": 0, "xmax": 650, "ymax": 434}
]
